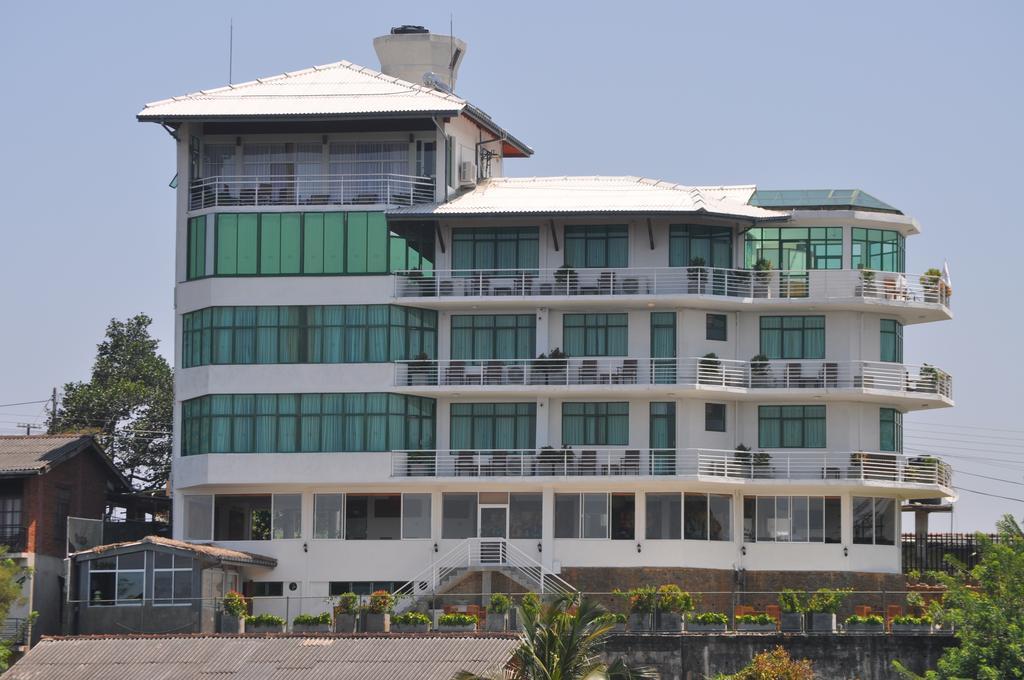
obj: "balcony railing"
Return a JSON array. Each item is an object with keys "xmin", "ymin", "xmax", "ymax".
[
  {"xmin": 0, "ymin": 526, "xmax": 27, "ymax": 552},
  {"xmin": 189, "ymin": 173, "xmax": 435, "ymax": 210},
  {"xmin": 0, "ymin": 618, "xmax": 28, "ymax": 645},
  {"xmin": 391, "ymin": 448, "xmax": 952, "ymax": 487},
  {"xmin": 395, "ymin": 357, "xmax": 953, "ymax": 400},
  {"xmin": 394, "ymin": 267, "xmax": 951, "ymax": 308}
]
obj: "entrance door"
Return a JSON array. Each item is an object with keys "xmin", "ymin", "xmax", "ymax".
[{"xmin": 478, "ymin": 505, "xmax": 508, "ymax": 565}]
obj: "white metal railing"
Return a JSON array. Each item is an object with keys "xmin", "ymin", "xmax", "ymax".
[
  {"xmin": 394, "ymin": 357, "xmax": 953, "ymax": 399},
  {"xmin": 189, "ymin": 173, "xmax": 435, "ymax": 210},
  {"xmin": 391, "ymin": 448, "xmax": 953, "ymax": 488},
  {"xmin": 391, "ymin": 538, "xmax": 574, "ymax": 613},
  {"xmin": 393, "ymin": 267, "xmax": 951, "ymax": 308}
]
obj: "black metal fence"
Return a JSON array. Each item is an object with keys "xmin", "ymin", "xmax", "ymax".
[{"xmin": 902, "ymin": 533, "xmax": 1000, "ymax": 574}]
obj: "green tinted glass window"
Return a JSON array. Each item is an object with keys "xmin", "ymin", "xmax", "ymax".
[
  {"xmin": 744, "ymin": 227, "xmax": 842, "ymax": 270},
  {"xmin": 563, "ymin": 314, "xmax": 628, "ymax": 357},
  {"xmin": 561, "ymin": 402, "xmax": 629, "ymax": 446},
  {"xmin": 852, "ymin": 228, "xmax": 905, "ymax": 272},
  {"xmin": 880, "ymin": 319, "xmax": 903, "ymax": 363},
  {"xmin": 564, "ymin": 226, "xmax": 628, "ymax": 268},
  {"xmin": 215, "ymin": 214, "xmax": 238, "ymax": 275},
  {"xmin": 758, "ymin": 405, "xmax": 826, "ymax": 448},
  {"xmin": 880, "ymin": 408, "xmax": 902, "ymax": 452},
  {"xmin": 187, "ymin": 216, "xmax": 207, "ymax": 280},
  {"xmin": 669, "ymin": 225, "xmax": 732, "ymax": 268},
  {"xmin": 759, "ymin": 316, "xmax": 824, "ymax": 359}
]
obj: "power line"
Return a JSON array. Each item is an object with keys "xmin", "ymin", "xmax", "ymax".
[
  {"xmin": 955, "ymin": 470, "xmax": 1024, "ymax": 485},
  {"xmin": 906, "ymin": 421, "xmax": 1024, "ymax": 436},
  {"xmin": 0, "ymin": 399, "xmax": 49, "ymax": 409},
  {"xmin": 954, "ymin": 486, "xmax": 1024, "ymax": 503}
]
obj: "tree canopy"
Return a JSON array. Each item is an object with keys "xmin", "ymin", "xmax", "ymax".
[
  {"xmin": 48, "ymin": 314, "xmax": 172, "ymax": 492},
  {"xmin": 0, "ymin": 551, "xmax": 31, "ymax": 670}
]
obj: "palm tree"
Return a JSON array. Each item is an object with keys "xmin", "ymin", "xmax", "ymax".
[{"xmin": 453, "ymin": 593, "xmax": 659, "ymax": 680}]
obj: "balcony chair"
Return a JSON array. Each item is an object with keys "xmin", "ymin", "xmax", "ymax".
[
  {"xmin": 821, "ymin": 362, "xmax": 839, "ymax": 388},
  {"xmin": 786, "ymin": 363, "xmax": 805, "ymax": 388},
  {"xmin": 483, "ymin": 361, "xmax": 504, "ymax": 385},
  {"xmin": 579, "ymin": 450, "xmax": 598, "ymax": 475},
  {"xmin": 506, "ymin": 364, "xmax": 525, "ymax": 385},
  {"xmin": 446, "ymin": 361, "xmax": 468, "ymax": 386},
  {"xmin": 455, "ymin": 451, "xmax": 477, "ymax": 477},
  {"xmin": 237, "ymin": 186, "xmax": 256, "ymax": 206},
  {"xmin": 487, "ymin": 451, "xmax": 508, "ymax": 476},
  {"xmin": 622, "ymin": 449, "xmax": 641, "ymax": 475},
  {"xmin": 614, "ymin": 359, "xmax": 638, "ymax": 384},
  {"xmin": 256, "ymin": 183, "xmax": 274, "ymax": 205},
  {"xmin": 765, "ymin": 605, "xmax": 782, "ymax": 628},
  {"xmin": 579, "ymin": 360, "xmax": 598, "ymax": 385},
  {"xmin": 597, "ymin": 271, "xmax": 614, "ymax": 295}
]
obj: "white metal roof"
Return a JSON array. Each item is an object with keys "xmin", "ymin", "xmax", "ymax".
[
  {"xmin": 389, "ymin": 176, "xmax": 787, "ymax": 219},
  {"xmin": 137, "ymin": 60, "xmax": 467, "ymax": 121}
]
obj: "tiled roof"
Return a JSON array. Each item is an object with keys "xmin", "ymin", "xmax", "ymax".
[
  {"xmin": 0, "ymin": 435, "xmax": 101, "ymax": 475},
  {"xmin": 70, "ymin": 536, "xmax": 277, "ymax": 568},
  {"xmin": 4, "ymin": 634, "xmax": 521, "ymax": 680},
  {"xmin": 389, "ymin": 176, "xmax": 787, "ymax": 219}
]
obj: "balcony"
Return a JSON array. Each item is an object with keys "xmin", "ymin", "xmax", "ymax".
[
  {"xmin": 394, "ymin": 357, "xmax": 953, "ymax": 404},
  {"xmin": 0, "ymin": 525, "xmax": 27, "ymax": 553},
  {"xmin": 189, "ymin": 173, "xmax": 435, "ymax": 211},
  {"xmin": 394, "ymin": 267, "xmax": 951, "ymax": 317},
  {"xmin": 390, "ymin": 448, "xmax": 952, "ymax": 490}
]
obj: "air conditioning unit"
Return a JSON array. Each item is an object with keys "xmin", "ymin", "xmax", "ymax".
[{"xmin": 458, "ymin": 161, "xmax": 477, "ymax": 187}]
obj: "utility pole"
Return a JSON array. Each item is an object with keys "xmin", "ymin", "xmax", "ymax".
[
  {"xmin": 17, "ymin": 423, "xmax": 40, "ymax": 435},
  {"xmin": 50, "ymin": 387, "xmax": 57, "ymax": 426}
]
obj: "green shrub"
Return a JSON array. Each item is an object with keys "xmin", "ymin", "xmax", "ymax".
[
  {"xmin": 366, "ymin": 590, "xmax": 395, "ymax": 614},
  {"xmin": 845, "ymin": 614, "xmax": 884, "ymax": 625},
  {"xmin": 778, "ymin": 589, "xmax": 805, "ymax": 614},
  {"xmin": 292, "ymin": 612, "xmax": 331, "ymax": 626},
  {"xmin": 614, "ymin": 586, "xmax": 657, "ymax": 613},
  {"xmin": 906, "ymin": 591, "xmax": 925, "ymax": 610},
  {"xmin": 892, "ymin": 614, "xmax": 932, "ymax": 625},
  {"xmin": 520, "ymin": 592, "xmax": 541, "ymax": 616},
  {"xmin": 245, "ymin": 613, "xmax": 285, "ymax": 626},
  {"xmin": 656, "ymin": 584, "xmax": 696, "ymax": 613},
  {"xmin": 333, "ymin": 592, "xmax": 359, "ymax": 614},
  {"xmin": 736, "ymin": 613, "xmax": 775, "ymax": 625},
  {"xmin": 723, "ymin": 646, "xmax": 814, "ymax": 680},
  {"xmin": 222, "ymin": 590, "xmax": 248, "ymax": 618},
  {"xmin": 438, "ymin": 613, "xmax": 477, "ymax": 627},
  {"xmin": 489, "ymin": 593, "xmax": 512, "ymax": 614},
  {"xmin": 393, "ymin": 611, "xmax": 430, "ymax": 626},
  {"xmin": 689, "ymin": 612, "xmax": 728, "ymax": 625},
  {"xmin": 806, "ymin": 588, "xmax": 852, "ymax": 614},
  {"xmin": 595, "ymin": 613, "xmax": 627, "ymax": 625}
]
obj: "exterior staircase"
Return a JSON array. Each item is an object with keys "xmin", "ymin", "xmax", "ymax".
[{"xmin": 392, "ymin": 538, "xmax": 575, "ymax": 614}]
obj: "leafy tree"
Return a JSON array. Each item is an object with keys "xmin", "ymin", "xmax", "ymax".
[
  {"xmin": 715, "ymin": 646, "xmax": 815, "ymax": 680},
  {"xmin": 454, "ymin": 593, "xmax": 659, "ymax": 680},
  {"xmin": 895, "ymin": 514, "xmax": 1024, "ymax": 679},
  {"xmin": 0, "ymin": 550, "xmax": 33, "ymax": 670},
  {"xmin": 48, "ymin": 314, "xmax": 172, "ymax": 492}
]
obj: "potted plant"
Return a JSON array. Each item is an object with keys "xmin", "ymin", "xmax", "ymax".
[
  {"xmin": 806, "ymin": 588, "xmax": 851, "ymax": 632},
  {"xmin": 752, "ymin": 258, "xmax": 773, "ymax": 297},
  {"xmin": 734, "ymin": 444, "xmax": 771, "ymax": 477},
  {"xmin": 687, "ymin": 612, "xmax": 728, "ymax": 633},
  {"xmin": 919, "ymin": 364, "xmax": 950, "ymax": 396},
  {"xmin": 596, "ymin": 612, "xmax": 627, "ymax": 633},
  {"xmin": 392, "ymin": 611, "xmax": 431, "ymax": 633},
  {"xmin": 688, "ymin": 256, "xmax": 707, "ymax": 294},
  {"xmin": 554, "ymin": 264, "xmax": 578, "ymax": 295},
  {"xmin": 333, "ymin": 592, "xmax": 359, "ymax": 633},
  {"xmin": 221, "ymin": 590, "xmax": 248, "ymax": 633},
  {"xmin": 750, "ymin": 354, "xmax": 771, "ymax": 388},
  {"xmin": 920, "ymin": 268, "xmax": 951, "ymax": 302},
  {"xmin": 844, "ymin": 614, "xmax": 884, "ymax": 633},
  {"xmin": 778, "ymin": 590, "xmax": 805, "ymax": 632},
  {"xmin": 655, "ymin": 584, "xmax": 694, "ymax": 631},
  {"xmin": 891, "ymin": 614, "xmax": 933, "ymax": 633},
  {"xmin": 293, "ymin": 612, "xmax": 333, "ymax": 633},
  {"xmin": 245, "ymin": 613, "xmax": 286, "ymax": 634},
  {"xmin": 364, "ymin": 590, "xmax": 395, "ymax": 633},
  {"xmin": 407, "ymin": 351, "xmax": 433, "ymax": 386},
  {"xmin": 736, "ymin": 613, "xmax": 777, "ymax": 632},
  {"xmin": 438, "ymin": 612, "xmax": 478, "ymax": 632},
  {"xmin": 518, "ymin": 593, "xmax": 541, "ymax": 631},
  {"xmin": 698, "ymin": 352, "xmax": 722, "ymax": 385},
  {"xmin": 487, "ymin": 593, "xmax": 512, "ymax": 631},
  {"xmin": 615, "ymin": 587, "xmax": 656, "ymax": 632},
  {"xmin": 548, "ymin": 348, "xmax": 569, "ymax": 384},
  {"xmin": 857, "ymin": 266, "xmax": 878, "ymax": 298}
]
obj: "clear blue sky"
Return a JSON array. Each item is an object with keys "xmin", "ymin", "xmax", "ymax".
[{"xmin": 1, "ymin": 1, "xmax": 1021, "ymax": 530}]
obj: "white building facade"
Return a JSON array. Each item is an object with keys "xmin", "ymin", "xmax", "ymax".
[{"xmin": 142, "ymin": 27, "xmax": 954, "ymax": 609}]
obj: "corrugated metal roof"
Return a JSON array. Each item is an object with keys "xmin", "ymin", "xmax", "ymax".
[
  {"xmin": 137, "ymin": 60, "xmax": 466, "ymax": 121},
  {"xmin": 69, "ymin": 535, "xmax": 277, "ymax": 568},
  {"xmin": 4, "ymin": 634, "xmax": 520, "ymax": 680},
  {"xmin": 0, "ymin": 435, "xmax": 96, "ymax": 474},
  {"xmin": 389, "ymin": 176, "xmax": 786, "ymax": 219}
]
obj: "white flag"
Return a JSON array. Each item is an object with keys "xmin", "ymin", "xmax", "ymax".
[{"xmin": 943, "ymin": 260, "xmax": 952, "ymax": 287}]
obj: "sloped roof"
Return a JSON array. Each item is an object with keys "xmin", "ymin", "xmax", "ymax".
[
  {"xmin": 749, "ymin": 188, "xmax": 901, "ymax": 214},
  {"xmin": 390, "ymin": 176, "xmax": 787, "ymax": 219},
  {"xmin": 0, "ymin": 435, "xmax": 128, "ymax": 488},
  {"xmin": 4, "ymin": 634, "xmax": 521, "ymax": 680},
  {"xmin": 70, "ymin": 536, "xmax": 276, "ymax": 568}
]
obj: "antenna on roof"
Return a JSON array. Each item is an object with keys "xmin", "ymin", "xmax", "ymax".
[
  {"xmin": 229, "ymin": 18, "xmax": 234, "ymax": 84},
  {"xmin": 449, "ymin": 13, "xmax": 454, "ymax": 89}
]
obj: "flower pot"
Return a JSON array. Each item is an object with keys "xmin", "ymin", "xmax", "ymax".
[
  {"xmin": 780, "ymin": 613, "xmax": 803, "ymax": 632},
  {"xmin": 627, "ymin": 613, "xmax": 652, "ymax": 632},
  {"xmin": 292, "ymin": 623, "xmax": 332, "ymax": 633},
  {"xmin": 656, "ymin": 612, "xmax": 683, "ymax": 632},
  {"xmin": 247, "ymin": 621, "xmax": 285, "ymax": 634},
  {"xmin": 737, "ymin": 622, "xmax": 777, "ymax": 632},
  {"xmin": 334, "ymin": 613, "xmax": 357, "ymax": 633},
  {"xmin": 892, "ymin": 623, "xmax": 932, "ymax": 634},
  {"xmin": 438, "ymin": 623, "xmax": 477, "ymax": 633},
  {"xmin": 364, "ymin": 613, "xmax": 391, "ymax": 633},
  {"xmin": 687, "ymin": 622, "xmax": 728, "ymax": 633},
  {"xmin": 485, "ymin": 612, "xmax": 508, "ymax": 632},
  {"xmin": 846, "ymin": 622, "xmax": 884, "ymax": 634},
  {"xmin": 809, "ymin": 613, "xmax": 836, "ymax": 632},
  {"xmin": 220, "ymin": 614, "xmax": 245, "ymax": 634},
  {"xmin": 393, "ymin": 623, "xmax": 430, "ymax": 633}
]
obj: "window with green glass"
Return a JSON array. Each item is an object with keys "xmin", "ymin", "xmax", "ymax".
[
  {"xmin": 669, "ymin": 225, "xmax": 732, "ymax": 268},
  {"xmin": 880, "ymin": 408, "xmax": 902, "ymax": 452},
  {"xmin": 649, "ymin": 402, "xmax": 676, "ymax": 448},
  {"xmin": 758, "ymin": 405, "xmax": 826, "ymax": 448},
  {"xmin": 561, "ymin": 402, "xmax": 629, "ymax": 446},
  {"xmin": 880, "ymin": 319, "xmax": 903, "ymax": 363},
  {"xmin": 852, "ymin": 228, "xmax": 905, "ymax": 272},
  {"xmin": 181, "ymin": 393, "xmax": 435, "ymax": 455},
  {"xmin": 564, "ymin": 225, "xmax": 628, "ymax": 268},
  {"xmin": 187, "ymin": 216, "xmax": 207, "ymax": 280},
  {"xmin": 563, "ymin": 314, "xmax": 628, "ymax": 357},
  {"xmin": 650, "ymin": 312, "xmax": 676, "ymax": 384},
  {"xmin": 181, "ymin": 305, "xmax": 436, "ymax": 368},
  {"xmin": 744, "ymin": 227, "xmax": 843, "ymax": 270},
  {"xmin": 450, "ymin": 315, "xmax": 535, "ymax": 361},
  {"xmin": 759, "ymin": 316, "xmax": 825, "ymax": 359},
  {"xmin": 450, "ymin": 403, "xmax": 536, "ymax": 451},
  {"xmin": 451, "ymin": 227, "xmax": 538, "ymax": 272}
]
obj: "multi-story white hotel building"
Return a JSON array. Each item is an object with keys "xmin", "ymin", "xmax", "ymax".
[{"xmin": 140, "ymin": 27, "xmax": 954, "ymax": 612}]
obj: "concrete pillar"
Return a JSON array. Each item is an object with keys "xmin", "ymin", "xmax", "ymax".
[
  {"xmin": 541, "ymin": 487, "xmax": 554, "ymax": 571},
  {"xmin": 915, "ymin": 509, "xmax": 929, "ymax": 568},
  {"xmin": 535, "ymin": 308, "xmax": 549, "ymax": 356},
  {"xmin": 536, "ymin": 398, "xmax": 550, "ymax": 448}
]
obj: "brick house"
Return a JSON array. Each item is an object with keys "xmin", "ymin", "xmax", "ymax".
[{"xmin": 0, "ymin": 435, "xmax": 132, "ymax": 646}]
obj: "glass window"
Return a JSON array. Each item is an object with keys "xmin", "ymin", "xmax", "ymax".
[
  {"xmin": 562, "ymin": 314, "xmax": 628, "ymax": 357},
  {"xmin": 645, "ymin": 493, "xmax": 681, "ymax": 540},
  {"xmin": 561, "ymin": 402, "xmax": 629, "ymax": 446},
  {"xmin": 582, "ymin": 493, "xmax": 609, "ymax": 539},
  {"xmin": 759, "ymin": 316, "xmax": 825, "ymax": 360},
  {"xmin": 345, "ymin": 495, "xmax": 400, "ymax": 540},
  {"xmin": 709, "ymin": 494, "xmax": 731, "ymax": 541},
  {"xmin": 450, "ymin": 315, "xmax": 535, "ymax": 361},
  {"xmin": 705, "ymin": 403, "xmax": 726, "ymax": 432},
  {"xmin": 272, "ymin": 494, "xmax": 302, "ymax": 539},
  {"xmin": 853, "ymin": 496, "xmax": 896, "ymax": 545},
  {"xmin": 184, "ymin": 495, "xmax": 213, "ymax": 541},
  {"xmin": 669, "ymin": 225, "xmax": 732, "ymax": 268},
  {"xmin": 402, "ymin": 493, "xmax": 431, "ymax": 539},
  {"xmin": 154, "ymin": 554, "xmax": 193, "ymax": 606},
  {"xmin": 650, "ymin": 313, "xmax": 677, "ymax": 384},
  {"xmin": 554, "ymin": 494, "xmax": 580, "ymax": 538},
  {"xmin": 683, "ymin": 493, "xmax": 709, "ymax": 540},
  {"xmin": 880, "ymin": 319, "xmax": 903, "ymax": 363},
  {"xmin": 249, "ymin": 582, "xmax": 284, "ymax": 597},
  {"xmin": 852, "ymin": 228, "xmax": 905, "ymax": 272},
  {"xmin": 451, "ymin": 227, "xmax": 539, "ymax": 271},
  {"xmin": 187, "ymin": 216, "xmax": 207, "ymax": 280},
  {"xmin": 442, "ymin": 493, "xmax": 477, "ymax": 539},
  {"xmin": 509, "ymin": 493, "xmax": 542, "ymax": 539},
  {"xmin": 744, "ymin": 496, "xmax": 840, "ymax": 543},
  {"xmin": 88, "ymin": 553, "xmax": 146, "ymax": 606},
  {"xmin": 880, "ymin": 408, "xmax": 903, "ymax": 452},
  {"xmin": 744, "ymin": 227, "xmax": 843, "ymax": 270},
  {"xmin": 564, "ymin": 226, "xmax": 628, "ymax": 268},
  {"xmin": 706, "ymin": 313, "xmax": 727, "ymax": 341},
  {"xmin": 610, "ymin": 494, "xmax": 635, "ymax": 540},
  {"xmin": 313, "ymin": 493, "xmax": 344, "ymax": 539},
  {"xmin": 213, "ymin": 495, "xmax": 271, "ymax": 541},
  {"xmin": 450, "ymin": 403, "xmax": 536, "ymax": 452},
  {"xmin": 758, "ymin": 405, "xmax": 826, "ymax": 448}
]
